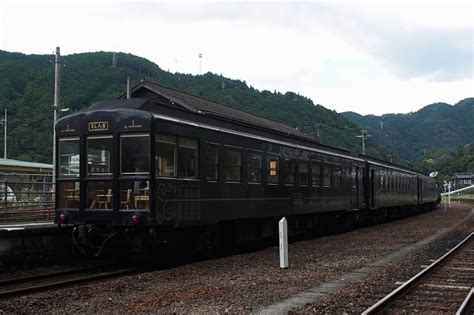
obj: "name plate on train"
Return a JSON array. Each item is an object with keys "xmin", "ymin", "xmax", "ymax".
[{"xmin": 88, "ymin": 121, "xmax": 109, "ymax": 132}]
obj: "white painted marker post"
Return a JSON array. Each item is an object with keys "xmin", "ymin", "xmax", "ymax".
[{"xmin": 279, "ymin": 217, "xmax": 288, "ymax": 269}]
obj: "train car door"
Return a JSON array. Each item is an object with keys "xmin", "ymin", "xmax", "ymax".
[
  {"xmin": 417, "ymin": 176, "xmax": 421, "ymax": 204},
  {"xmin": 370, "ymin": 169, "xmax": 375, "ymax": 208},
  {"xmin": 351, "ymin": 166, "xmax": 359, "ymax": 209}
]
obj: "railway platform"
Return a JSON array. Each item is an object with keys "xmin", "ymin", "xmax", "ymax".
[{"xmin": 0, "ymin": 221, "xmax": 72, "ymax": 270}]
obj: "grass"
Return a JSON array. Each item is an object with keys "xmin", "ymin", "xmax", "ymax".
[{"xmin": 444, "ymin": 194, "xmax": 474, "ymax": 201}]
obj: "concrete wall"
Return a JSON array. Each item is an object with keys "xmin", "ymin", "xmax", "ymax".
[{"xmin": 0, "ymin": 225, "xmax": 72, "ymax": 270}]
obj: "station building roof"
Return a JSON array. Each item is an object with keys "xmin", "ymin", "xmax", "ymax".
[
  {"xmin": 453, "ymin": 173, "xmax": 474, "ymax": 179},
  {"xmin": 0, "ymin": 158, "xmax": 52, "ymax": 174}
]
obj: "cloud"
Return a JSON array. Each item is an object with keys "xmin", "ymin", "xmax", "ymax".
[{"xmin": 140, "ymin": 2, "xmax": 473, "ymax": 82}]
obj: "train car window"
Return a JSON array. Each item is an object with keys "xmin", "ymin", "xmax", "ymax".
[
  {"xmin": 121, "ymin": 134, "xmax": 150, "ymax": 175},
  {"xmin": 58, "ymin": 137, "xmax": 80, "ymax": 177},
  {"xmin": 334, "ymin": 166, "xmax": 342, "ymax": 188},
  {"xmin": 283, "ymin": 159, "xmax": 295, "ymax": 185},
  {"xmin": 178, "ymin": 137, "xmax": 198, "ymax": 179},
  {"xmin": 267, "ymin": 155, "xmax": 279, "ymax": 184},
  {"xmin": 206, "ymin": 143, "xmax": 219, "ymax": 181},
  {"xmin": 323, "ymin": 164, "xmax": 332, "ymax": 187},
  {"xmin": 266, "ymin": 143, "xmax": 280, "ymax": 154},
  {"xmin": 299, "ymin": 161, "xmax": 309, "ymax": 186},
  {"xmin": 120, "ymin": 180, "xmax": 150, "ymax": 209},
  {"xmin": 380, "ymin": 175, "xmax": 385, "ymax": 190},
  {"xmin": 58, "ymin": 181, "xmax": 80, "ymax": 209},
  {"xmin": 86, "ymin": 181, "xmax": 114, "ymax": 209},
  {"xmin": 224, "ymin": 148, "xmax": 241, "ymax": 182},
  {"xmin": 311, "ymin": 162, "xmax": 321, "ymax": 187},
  {"xmin": 156, "ymin": 134, "xmax": 177, "ymax": 177},
  {"xmin": 351, "ymin": 167, "xmax": 357, "ymax": 189},
  {"xmin": 247, "ymin": 151, "xmax": 262, "ymax": 183},
  {"xmin": 87, "ymin": 136, "xmax": 113, "ymax": 176}
]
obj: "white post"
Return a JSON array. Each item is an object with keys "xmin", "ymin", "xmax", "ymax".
[
  {"xmin": 279, "ymin": 217, "xmax": 288, "ymax": 269},
  {"xmin": 448, "ymin": 182, "xmax": 451, "ymax": 208},
  {"xmin": 443, "ymin": 181, "xmax": 447, "ymax": 210}
]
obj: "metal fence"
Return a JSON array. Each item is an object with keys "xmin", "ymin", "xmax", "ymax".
[{"xmin": 0, "ymin": 180, "xmax": 54, "ymax": 223}]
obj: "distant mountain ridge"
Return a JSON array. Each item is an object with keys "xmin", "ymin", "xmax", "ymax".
[
  {"xmin": 0, "ymin": 49, "xmax": 470, "ymax": 173},
  {"xmin": 0, "ymin": 50, "xmax": 395, "ymax": 164},
  {"xmin": 342, "ymin": 98, "xmax": 474, "ymax": 163}
]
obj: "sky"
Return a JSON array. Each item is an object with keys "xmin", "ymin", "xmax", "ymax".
[{"xmin": 0, "ymin": 0, "xmax": 472, "ymax": 115}]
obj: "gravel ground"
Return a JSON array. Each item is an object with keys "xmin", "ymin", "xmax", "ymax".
[
  {"xmin": 0, "ymin": 203, "xmax": 472, "ymax": 314},
  {"xmin": 292, "ymin": 204, "xmax": 474, "ymax": 314}
]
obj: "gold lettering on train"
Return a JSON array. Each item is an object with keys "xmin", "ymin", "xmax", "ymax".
[
  {"xmin": 124, "ymin": 120, "xmax": 143, "ymax": 129},
  {"xmin": 88, "ymin": 121, "xmax": 109, "ymax": 131},
  {"xmin": 61, "ymin": 124, "xmax": 75, "ymax": 133}
]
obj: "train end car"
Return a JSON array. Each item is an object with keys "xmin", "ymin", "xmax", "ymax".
[{"xmin": 54, "ymin": 81, "xmax": 440, "ymax": 256}]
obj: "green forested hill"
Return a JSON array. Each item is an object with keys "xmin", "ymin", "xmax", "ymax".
[
  {"xmin": 0, "ymin": 50, "xmax": 394, "ymax": 164},
  {"xmin": 342, "ymin": 98, "xmax": 474, "ymax": 166},
  {"xmin": 418, "ymin": 142, "xmax": 474, "ymax": 181}
]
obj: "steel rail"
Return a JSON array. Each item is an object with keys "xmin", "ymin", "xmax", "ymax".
[
  {"xmin": 362, "ymin": 232, "xmax": 473, "ymax": 315},
  {"xmin": 0, "ymin": 264, "xmax": 114, "ymax": 287},
  {"xmin": 456, "ymin": 288, "xmax": 474, "ymax": 315},
  {"xmin": 0, "ymin": 267, "xmax": 141, "ymax": 299}
]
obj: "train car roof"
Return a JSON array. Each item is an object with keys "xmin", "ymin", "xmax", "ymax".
[
  {"xmin": 362, "ymin": 155, "xmax": 429, "ymax": 177},
  {"xmin": 124, "ymin": 80, "xmax": 313, "ymax": 140},
  {"xmin": 88, "ymin": 98, "xmax": 151, "ymax": 111}
]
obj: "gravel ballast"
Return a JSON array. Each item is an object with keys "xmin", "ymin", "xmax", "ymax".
[{"xmin": 0, "ymin": 203, "xmax": 472, "ymax": 314}]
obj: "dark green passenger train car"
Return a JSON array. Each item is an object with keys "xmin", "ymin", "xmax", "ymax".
[{"xmin": 55, "ymin": 81, "xmax": 439, "ymax": 253}]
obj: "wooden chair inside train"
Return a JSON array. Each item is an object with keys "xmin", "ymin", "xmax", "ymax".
[
  {"xmin": 134, "ymin": 188, "xmax": 149, "ymax": 208},
  {"xmin": 121, "ymin": 189, "xmax": 132, "ymax": 209},
  {"xmin": 64, "ymin": 188, "xmax": 79, "ymax": 208},
  {"xmin": 96, "ymin": 189, "xmax": 112, "ymax": 209}
]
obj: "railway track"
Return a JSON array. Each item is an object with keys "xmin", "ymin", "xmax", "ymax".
[
  {"xmin": 0, "ymin": 263, "xmax": 142, "ymax": 299},
  {"xmin": 363, "ymin": 232, "xmax": 474, "ymax": 314}
]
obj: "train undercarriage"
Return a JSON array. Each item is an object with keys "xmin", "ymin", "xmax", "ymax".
[{"xmin": 70, "ymin": 202, "xmax": 437, "ymax": 257}]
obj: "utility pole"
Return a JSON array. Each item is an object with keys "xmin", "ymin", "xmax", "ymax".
[
  {"xmin": 198, "ymin": 53, "xmax": 203, "ymax": 74},
  {"xmin": 356, "ymin": 130, "xmax": 371, "ymax": 155},
  {"xmin": 52, "ymin": 47, "xmax": 61, "ymax": 195},
  {"xmin": 126, "ymin": 77, "xmax": 131, "ymax": 99}
]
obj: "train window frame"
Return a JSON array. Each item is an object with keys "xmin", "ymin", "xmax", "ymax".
[
  {"xmin": 283, "ymin": 158, "xmax": 295, "ymax": 186},
  {"xmin": 155, "ymin": 133, "xmax": 177, "ymax": 178},
  {"xmin": 120, "ymin": 133, "xmax": 150, "ymax": 176},
  {"xmin": 177, "ymin": 137, "xmax": 199, "ymax": 179},
  {"xmin": 333, "ymin": 165, "xmax": 342, "ymax": 188},
  {"xmin": 298, "ymin": 160, "xmax": 309, "ymax": 186},
  {"xmin": 311, "ymin": 161, "xmax": 321, "ymax": 187},
  {"xmin": 247, "ymin": 150, "xmax": 263, "ymax": 184},
  {"xmin": 86, "ymin": 135, "xmax": 113, "ymax": 177},
  {"xmin": 86, "ymin": 180, "xmax": 114, "ymax": 210},
  {"xmin": 323, "ymin": 163, "xmax": 332, "ymax": 187},
  {"xmin": 58, "ymin": 137, "xmax": 80, "ymax": 177},
  {"xmin": 205, "ymin": 142, "xmax": 219, "ymax": 182},
  {"xmin": 223, "ymin": 146, "xmax": 242, "ymax": 182},
  {"xmin": 266, "ymin": 154, "xmax": 280, "ymax": 185},
  {"xmin": 58, "ymin": 181, "xmax": 80, "ymax": 209}
]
